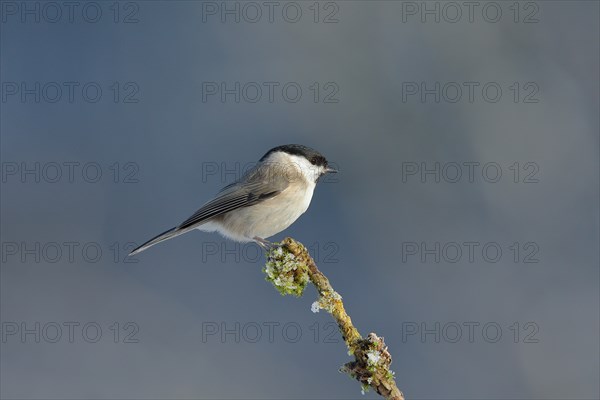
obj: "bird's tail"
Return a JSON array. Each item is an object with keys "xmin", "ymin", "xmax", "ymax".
[{"xmin": 128, "ymin": 226, "xmax": 190, "ymax": 256}]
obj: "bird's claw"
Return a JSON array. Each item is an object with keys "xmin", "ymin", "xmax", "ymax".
[{"xmin": 253, "ymin": 237, "xmax": 273, "ymax": 250}]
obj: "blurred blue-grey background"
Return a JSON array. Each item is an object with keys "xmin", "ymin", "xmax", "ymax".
[{"xmin": 1, "ymin": 1, "xmax": 598, "ymax": 399}]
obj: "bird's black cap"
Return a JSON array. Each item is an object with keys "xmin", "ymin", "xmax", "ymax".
[{"xmin": 260, "ymin": 144, "xmax": 329, "ymax": 168}]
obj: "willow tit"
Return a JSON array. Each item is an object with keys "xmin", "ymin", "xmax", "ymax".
[{"xmin": 129, "ymin": 144, "xmax": 337, "ymax": 256}]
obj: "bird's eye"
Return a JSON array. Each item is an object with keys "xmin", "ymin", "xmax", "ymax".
[{"xmin": 310, "ymin": 157, "xmax": 318, "ymax": 165}]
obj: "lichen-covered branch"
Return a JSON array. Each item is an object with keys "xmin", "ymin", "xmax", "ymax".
[{"xmin": 263, "ymin": 237, "xmax": 404, "ymax": 400}]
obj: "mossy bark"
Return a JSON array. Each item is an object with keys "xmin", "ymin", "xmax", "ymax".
[{"xmin": 265, "ymin": 237, "xmax": 404, "ymax": 400}]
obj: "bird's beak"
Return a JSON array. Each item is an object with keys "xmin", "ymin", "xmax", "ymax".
[{"xmin": 325, "ymin": 167, "xmax": 338, "ymax": 174}]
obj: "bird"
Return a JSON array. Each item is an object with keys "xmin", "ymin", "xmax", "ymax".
[{"xmin": 129, "ymin": 144, "xmax": 337, "ymax": 256}]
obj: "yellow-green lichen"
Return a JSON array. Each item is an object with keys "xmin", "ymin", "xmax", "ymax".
[{"xmin": 263, "ymin": 244, "xmax": 309, "ymax": 297}]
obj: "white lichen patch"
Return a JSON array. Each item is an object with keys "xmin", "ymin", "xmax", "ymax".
[
  {"xmin": 366, "ymin": 350, "xmax": 381, "ymax": 367},
  {"xmin": 311, "ymin": 301, "xmax": 321, "ymax": 313},
  {"xmin": 264, "ymin": 243, "xmax": 309, "ymax": 297},
  {"xmin": 315, "ymin": 290, "xmax": 342, "ymax": 314}
]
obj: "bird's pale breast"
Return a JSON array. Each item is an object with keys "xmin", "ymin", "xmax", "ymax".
[{"xmin": 219, "ymin": 180, "xmax": 315, "ymax": 240}]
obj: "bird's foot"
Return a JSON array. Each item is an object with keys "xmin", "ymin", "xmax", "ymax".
[{"xmin": 253, "ymin": 236, "xmax": 273, "ymax": 250}]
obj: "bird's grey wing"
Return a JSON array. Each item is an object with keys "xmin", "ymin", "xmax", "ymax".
[{"xmin": 176, "ymin": 164, "xmax": 290, "ymax": 230}]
